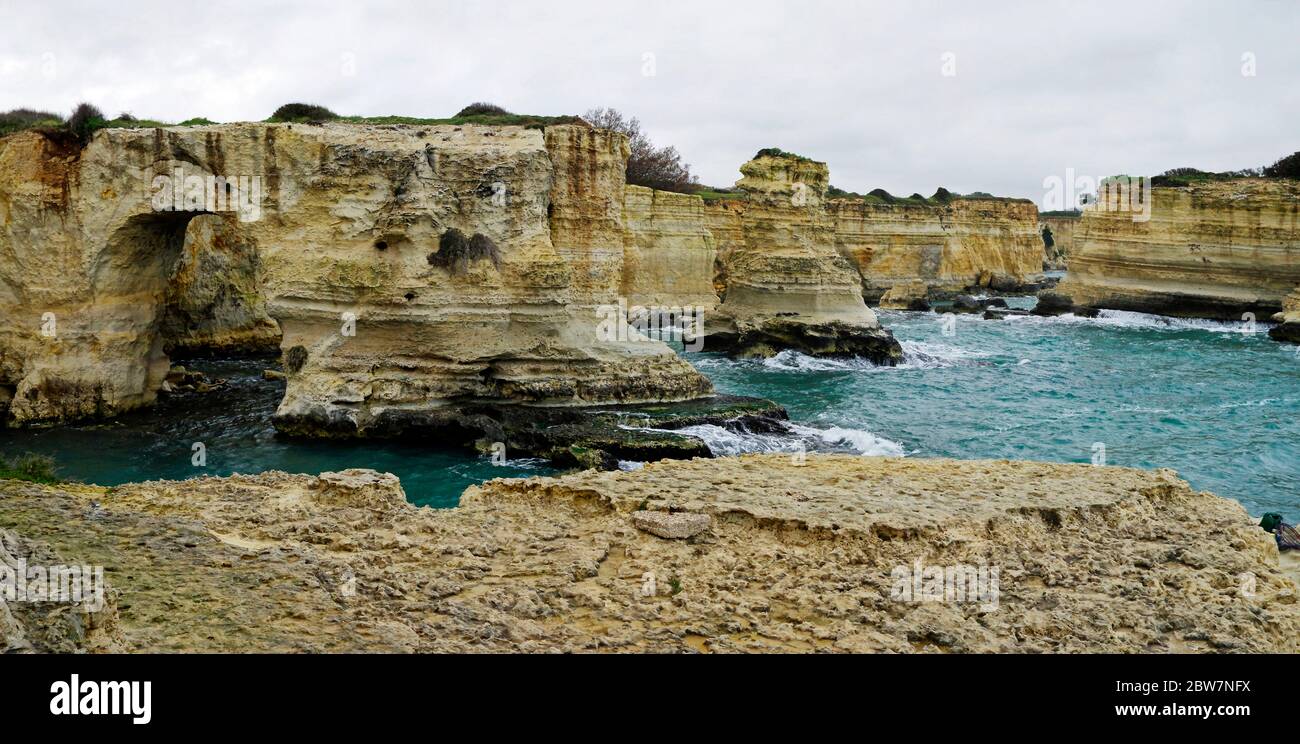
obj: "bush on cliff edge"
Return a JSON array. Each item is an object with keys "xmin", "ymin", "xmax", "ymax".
[
  {"xmin": 583, "ymin": 107, "xmax": 699, "ymax": 194},
  {"xmin": 1264, "ymin": 151, "xmax": 1300, "ymax": 180},
  {"xmin": 268, "ymin": 103, "xmax": 340, "ymax": 122}
]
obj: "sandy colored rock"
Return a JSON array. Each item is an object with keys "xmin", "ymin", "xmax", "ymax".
[
  {"xmin": 1268, "ymin": 288, "xmax": 1300, "ymax": 344},
  {"xmin": 1050, "ymin": 179, "xmax": 1300, "ymax": 321},
  {"xmin": 621, "ymin": 185, "xmax": 719, "ymax": 310},
  {"xmin": 631, "ymin": 510, "xmax": 711, "ymax": 540},
  {"xmin": 878, "ymin": 281, "xmax": 931, "ymax": 311},
  {"xmin": 1, "ymin": 455, "xmax": 1295, "ymax": 653},
  {"xmin": 0, "ymin": 123, "xmax": 713, "ymax": 429},
  {"xmin": 1039, "ymin": 214, "xmax": 1079, "ymax": 271},
  {"xmin": 831, "ymin": 197, "xmax": 1045, "ymax": 301},
  {"xmin": 703, "ymin": 154, "xmax": 902, "ymax": 362},
  {"xmin": 0, "ymin": 527, "xmax": 124, "ymax": 653}
]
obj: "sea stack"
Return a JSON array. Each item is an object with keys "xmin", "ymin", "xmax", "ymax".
[{"xmin": 703, "ymin": 151, "xmax": 903, "ymax": 362}]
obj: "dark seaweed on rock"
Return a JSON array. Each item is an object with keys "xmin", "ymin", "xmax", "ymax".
[
  {"xmin": 284, "ymin": 345, "xmax": 308, "ymax": 374},
  {"xmin": 428, "ymin": 229, "xmax": 501, "ymax": 274}
]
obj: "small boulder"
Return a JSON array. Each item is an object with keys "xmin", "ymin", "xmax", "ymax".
[
  {"xmin": 311, "ymin": 469, "xmax": 407, "ymax": 510},
  {"xmin": 632, "ymin": 511, "xmax": 711, "ymax": 540}
]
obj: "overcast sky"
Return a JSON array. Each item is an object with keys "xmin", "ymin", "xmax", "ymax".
[{"xmin": 2, "ymin": 0, "xmax": 1296, "ymax": 205}]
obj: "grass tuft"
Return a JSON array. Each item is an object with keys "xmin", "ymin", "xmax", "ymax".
[{"xmin": 0, "ymin": 452, "xmax": 63, "ymax": 484}]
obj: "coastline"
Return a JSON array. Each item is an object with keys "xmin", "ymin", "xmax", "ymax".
[{"xmin": 2, "ymin": 455, "xmax": 1296, "ymax": 653}]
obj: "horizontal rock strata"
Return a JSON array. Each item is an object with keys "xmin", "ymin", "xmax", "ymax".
[
  {"xmin": 0, "ymin": 123, "xmax": 714, "ymax": 429},
  {"xmin": 2, "ymin": 455, "xmax": 1295, "ymax": 653},
  {"xmin": 1044, "ymin": 179, "xmax": 1300, "ymax": 321},
  {"xmin": 703, "ymin": 154, "xmax": 902, "ymax": 362},
  {"xmin": 621, "ymin": 185, "xmax": 719, "ymax": 310},
  {"xmin": 831, "ymin": 197, "xmax": 1045, "ymax": 301}
]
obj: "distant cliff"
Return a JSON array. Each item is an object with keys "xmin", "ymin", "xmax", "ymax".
[
  {"xmin": 1046, "ymin": 179, "xmax": 1300, "ymax": 321},
  {"xmin": 831, "ymin": 196, "xmax": 1045, "ymax": 301},
  {"xmin": 1039, "ymin": 214, "xmax": 1080, "ymax": 271}
]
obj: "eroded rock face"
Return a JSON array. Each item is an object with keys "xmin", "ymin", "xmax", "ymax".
[
  {"xmin": 1039, "ymin": 215, "xmax": 1078, "ymax": 271},
  {"xmin": 621, "ymin": 185, "xmax": 719, "ymax": 310},
  {"xmin": 0, "ymin": 527, "xmax": 124, "ymax": 653},
  {"xmin": 878, "ymin": 281, "xmax": 931, "ymax": 311},
  {"xmin": 703, "ymin": 155, "xmax": 902, "ymax": 362},
  {"xmin": 1047, "ymin": 179, "xmax": 1300, "ymax": 321},
  {"xmin": 160, "ymin": 215, "xmax": 281, "ymax": 356},
  {"xmin": 0, "ymin": 123, "xmax": 713, "ymax": 429},
  {"xmin": 832, "ymin": 197, "xmax": 1045, "ymax": 302},
  {"xmin": 1, "ymin": 456, "xmax": 1295, "ymax": 653}
]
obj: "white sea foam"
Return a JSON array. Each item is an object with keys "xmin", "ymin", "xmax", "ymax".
[
  {"xmin": 786, "ymin": 423, "xmax": 907, "ymax": 457},
  {"xmin": 743, "ymin": 343, "xmax": 990, "ymax": 374},
  {"xmin": 1008, "ymin": 309, "xmax": 1273, "ymax": 334},
  {"xmin": 631, "ymin": 422, "xmax": 905, "ymax": 458}
]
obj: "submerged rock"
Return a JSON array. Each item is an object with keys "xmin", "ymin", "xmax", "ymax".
[{"xmin": 2, "ymin": 455, "xmax": 1295, "ymax": 653}]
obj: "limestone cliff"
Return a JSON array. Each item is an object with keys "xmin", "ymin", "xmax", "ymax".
[
  {"xmin": 1039, "ymin": 214, "xmax": 1079, "ymax": 271},
  {"xmin": 1045, "ymin": 179, "xmax": 1300, "ymax": 321},
  {"xmin": 702, "ymin": 154, "xmax": 902, "ymax": 362},
  {"xmin": 1, "ymin": 456, "xmax": 1295, "ymax": 653},
  {"xmin": 621, "ymin": 185, "xmax": 718, "ymax": 310},
  {"xmin": 160, "ymin": 214, "xmax": 281, "ymax": 356},
  {"xmin": 830, "ymin": 197, "xmax": 1045, "ymax": 301},
  {"xmin": 0, "ymin": 123, "xmax": 713, "ymax": 429}
]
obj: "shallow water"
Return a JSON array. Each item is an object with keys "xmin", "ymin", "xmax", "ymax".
[
  {"xmin": 0, "ymin": 358, "xmax": 553, "ymax": 508},
  {"xmin": 2, "ymin": 299, "xmax": 1298, "ymax": 516}
]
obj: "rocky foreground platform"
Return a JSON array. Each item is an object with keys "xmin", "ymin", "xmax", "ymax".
[{"xmin": 1, "ymin": 455, "xmax": 1296, "ymax": 653}]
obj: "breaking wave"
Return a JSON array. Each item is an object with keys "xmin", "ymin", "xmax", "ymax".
[
  {"xmin": 633, "ymin": 422, "xmax": 905, "ymax": 458},
  {"xmin": 1008, "ymin": 309, "xmax": 1273, "ymax": 334}
]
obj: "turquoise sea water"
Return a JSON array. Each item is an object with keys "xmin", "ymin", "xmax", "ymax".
[{"xmin": 2, "ymin": 297, "xmax": 1298, "ymax": 515}]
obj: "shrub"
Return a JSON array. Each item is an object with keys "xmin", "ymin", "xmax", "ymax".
[
  {"xmin": 269, "ymin": 103, "xmax": 338, "ymax": 122},
  {"xmin": 428, "ymin": 229, "xmax": 501, "ymax": 274},
  {"xmin": 0, "ymin": 452, "xmax": 61, "ymax": 484},
  {"xmin": 753, "ymin": 147, "xmax": 811, "ymax": 161},
  {"xmin": 0, "ymin": 108, "xmax": 63, "ymax": 136},
  {"xmin": 454, "ymin": 102, "xmax": 511, "ymax": 118},
  {"xmin": 178, "ymin": 117, "xmax": 217, "ymax": 126},
  {"xmin": 1264, "ymin": 151, "xmax": 1300, "ymax": 179},
  {"xmin": 67, "ymin": 102, "xmax": 105, "ymax": 143},
  {"xmin": 583, "ymin": 107, "xmax": 699, "ymax": 194}
]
